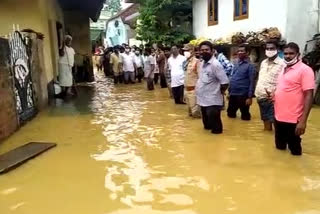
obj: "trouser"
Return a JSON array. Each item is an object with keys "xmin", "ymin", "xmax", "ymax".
[
  {"xmin": 185, "ymin": 89, "xmax": 201, "ymax": 118},
  {"xmin": 227, "ymin": 95, "xmax": 251, "ymax": 120},
  {"xmin": 124, "ymin": 71, "xmax": 135, "ymax": 84},
  {"xmin": 154, "ymin": 73, "xmax": 159, "ymax": 84},
  {"xmin": 160, "ymin": 72, "xmax": 167, "ymax": 88},
  {"xmin": 172, "ymin": 85, "xmax": 185, "ymax": 104},
  {"xmin": 201, "ymin": 106, "xmax": 223, "ymax": 134},
  {"xmin": 147, "ymin": 77, "xmax": 154, "ymax": 90},
  {"xmin": 114, "ymin": 74, "xmax": 120, "ymax": 84},
  {"xmin": 136, "ymin": 67, "xmax": 144, "ymax": 83},
  {"xmin": 275, "ymin": 120, "xmax": 302, "ymax": 155}
]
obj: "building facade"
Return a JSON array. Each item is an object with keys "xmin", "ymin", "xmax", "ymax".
[
  {"xmin": 0, "ymin": 0, "xmax": 104, "ymax": 141},
  {"xmin": 193, "ymin": 0, "xmax": 320, "ymax": 49}
]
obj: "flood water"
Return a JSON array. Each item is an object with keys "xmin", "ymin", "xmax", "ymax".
[{"xmin": 1, "ymin": 76, "xmax": 320, "ymax": 214}]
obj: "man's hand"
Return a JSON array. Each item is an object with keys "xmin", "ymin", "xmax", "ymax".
[
  {"xmin": 295, "ymin": 121, "xmax": 307, "ymax": 136},
  {"xmin": 245, "ymin": 98, "xmax": 253, "ymax": 106}
]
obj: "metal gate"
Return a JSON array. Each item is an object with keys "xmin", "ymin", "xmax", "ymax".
[{"xmin": 9, "ymin": 31, "xmax": 37, "ymax": 123}]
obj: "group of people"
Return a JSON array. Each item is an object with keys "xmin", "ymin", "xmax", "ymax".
[{"xmin": 78, "ymin": 38, "xmax": 315, "ymax": 157}]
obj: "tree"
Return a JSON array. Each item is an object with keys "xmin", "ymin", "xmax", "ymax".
[
  {"xmin": 104, "ymin": 0, "xmax": 122, "ymax": 16},
  {"xmin": 136, "ymin": 0, "xmax": 194, "ymax": 46}
]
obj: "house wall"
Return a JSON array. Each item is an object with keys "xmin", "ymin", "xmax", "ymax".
[
  {"xmin": 64, "ymin": 11, "xmax": 92, "ymax": 56},
  {"xmin": 0, "ymin": 38, "xmax": 18, "ymax": 141},
  {"xmin": 193, "ymin": 0, "xmax": 319, "ymax": 49},
  {"xmin": 193, "ymin": 0, "xmax": 287, "ymax": 40},
  {"xmin": 0, "ymin": 0, "xmax": 64, "ymax": 83},
  {"xmin": 285, "ymin": 0, "xmax": 319, "ymax": 50}
]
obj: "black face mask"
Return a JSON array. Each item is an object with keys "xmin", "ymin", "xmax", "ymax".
[{"xmin": 202, "ymin": 53, "xmax": 212, "ymax": 62}]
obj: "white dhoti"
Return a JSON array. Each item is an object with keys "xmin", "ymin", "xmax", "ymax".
[{"xmin": 59, "ymin": 63, "xmax": 73, "ymax": 87}]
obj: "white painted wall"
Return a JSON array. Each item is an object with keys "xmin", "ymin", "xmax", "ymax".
[
  {"xmin": 285, "ymin": 0, "xmax": 319, "ymax": 50},
  {"xmin": 193, "ymin": 0, "xmax": 319, "ymax": 49}
]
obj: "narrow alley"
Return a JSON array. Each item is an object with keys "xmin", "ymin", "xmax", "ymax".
[{"xmin": 1, "ymin": 77, "xmax": 320, "ymax": 214}]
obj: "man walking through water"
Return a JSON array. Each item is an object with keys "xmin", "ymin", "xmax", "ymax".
[
  {"xmin": 273, "ymin": 42, "xmax": 314, "ymax": 156},
  {"xmin": 255, "ymin": 40, "xmax": 285, "ymax": 131},
  {"xmin": 227, "ymin": 44, "xmax": 256, "ymax": 121},
  {"xmin": 183, "ymin": 43, "xmax": 201, "ymax": 118},
  {"xmin": 196, "ymin": 41, "xmax": 229, "ymax": 134},
  {"xmin": 168, "ymin": 46, "xmax": 186, "ymax": 104}
]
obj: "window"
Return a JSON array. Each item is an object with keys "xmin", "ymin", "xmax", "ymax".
[
  {"xmin": 234, "ymin": 0, "xmax": 249, "ymax": 21},
  {"xmin": 208, "ymin": 0, "xmax": 218, "ymax": 26}
]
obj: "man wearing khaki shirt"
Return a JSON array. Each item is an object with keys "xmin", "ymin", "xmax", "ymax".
[{"xmin": 183, "ymin": 44, "xmax": 201, "ymax": 118}]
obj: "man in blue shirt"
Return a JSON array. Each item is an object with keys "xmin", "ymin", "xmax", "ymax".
[{"xmin": 227, "ymin": 44, "xmax": 256, "ymax": 121}]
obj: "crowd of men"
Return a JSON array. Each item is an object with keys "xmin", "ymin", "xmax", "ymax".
[{"xmin": 98, "ymin": 40, "xmax": 315, "ymax": 156}]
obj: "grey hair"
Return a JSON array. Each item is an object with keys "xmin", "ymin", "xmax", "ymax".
[{"xmin": 65, "ymin": 35, "xmax": 72, "ymax": 41}]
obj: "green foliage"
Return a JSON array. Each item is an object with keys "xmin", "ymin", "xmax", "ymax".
[
  {"xmin": 105, "ymin": 0, "xmax": 122, "ymax": 15},
  {"xmin": 136, "ymin": 0, "xmax": 194, "ymax": 46}
]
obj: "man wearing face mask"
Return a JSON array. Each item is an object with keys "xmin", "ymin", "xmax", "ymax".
[
  {"xmin": 196, "ymin": 41, "xmax": 229, "ymax": 134},
  {"xmin": 134, "ymin": 48, "xmax": 144, "ymax": 83},
  {"xmin": 273, "ymin": 42, "xmax": 314, "ymax": 156},
  {"xmin": 227, "ymin": 44, "xmax": 256, "ymax": 121},
  {"xmin": 121, "ymin": 46, "xmax": 135, "ymax": 84},
  {"xmin": 183, "ymin": 43, "xmax": 201, "ymax": 118},
  {"xmin": 255, "ymin": 40, "xmax": 285, "ymax": 131}
]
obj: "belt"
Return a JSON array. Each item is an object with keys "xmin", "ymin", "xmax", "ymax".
[{"xmin": 186, "ymin": 86, "xmax": 196, "ymax": 91}]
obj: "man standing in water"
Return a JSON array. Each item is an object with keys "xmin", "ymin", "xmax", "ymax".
[
  {"xmin": 255, "ymin": 40, "xmax": 285, "ymax": 131},
  {"xmin": 227, "ymin": 44, "xmax": 256, "ymax": 121},
  {"xmin": 110, "ymin": 47, "xmax": 122, "ymax": 84},
  {"xmin": 196, "ymin": 41, "xmax": 229, "ymax": 134},
  {"xmin": 143, "ymin": 48, "xmax": 156, "ymax": 90},
  {"xmin": 164, "ymin": 47, "xmax": 173, "ymax": 98},
  {"xmin": 121, "ymin": 46, "xmax": 135, "ymax": 84},
  {"xmin": 157, "ymin": 47, "xmax": 168, "ymax": 88},
  {"xmin": 134, "ymin": 48, "xmax": 144, "ymax": 83},
  {"xmin": 168, "ymin": 46, "xmax": 186, "ymax": 104},
  {"xmin": 273, "ymin": 42, "xmax": 314, "ymax": 156},
  {"xmin": 183, "ymin": 43, "xmax": 201, "ymax": 118},
  {"xmin": 59, "ymin": 35, "xmax": 75, "ymax": 97}
]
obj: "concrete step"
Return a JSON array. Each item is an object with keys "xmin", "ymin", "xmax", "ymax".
[{"xmin": 0, "ymin": 142, "xmax": 56, "ymax": 174}]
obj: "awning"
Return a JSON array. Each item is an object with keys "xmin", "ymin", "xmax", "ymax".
[{"xmin": 58, "ymin": 0, "xmax": 105, "ymax": 22}]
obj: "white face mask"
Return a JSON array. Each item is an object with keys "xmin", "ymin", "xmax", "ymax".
[
  {"xmin": 285, "ymin": 55, "xmax": 298, "ymax": 66},
  {"xmin": 184, "ymin": 51, "xmax": 191, "ymax": 58},
  {"xmin": 265, "ymin": 50, "xmax": 278, "ymax": 58}
]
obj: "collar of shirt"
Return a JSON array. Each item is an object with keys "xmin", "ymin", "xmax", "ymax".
[
  {"xmin": 238, "ymin": 58, "xmax": 249, "ymax": 65},
  {"xmin": 284, "ymin": 60, "xmax": 302, "ymax": 73},
  {"xmin": 203, "ymin": 55, "xmax": 216, "ymax": 66}
]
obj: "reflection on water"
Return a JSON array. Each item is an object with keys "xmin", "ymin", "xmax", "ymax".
[{"xmin": 1, "ymin": 76, "xmax": 320, "ymax": 214}]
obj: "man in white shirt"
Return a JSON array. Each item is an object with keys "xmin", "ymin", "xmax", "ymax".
[
  {"xmin": 168, "ymin": 46, "xmax": 187, "ymax": 104},
  {"xmin": 121, "ymin": 47, "xmax": 135, "ymax": 84},
  {"xmin": 134, "ymin": 48, "xmax": 144, "ymax": 83}
]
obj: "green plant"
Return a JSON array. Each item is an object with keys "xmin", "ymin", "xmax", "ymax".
[
  {"xmin": 136, "ymin": 0, "xmax": 194, "ymax": 45},
  {"xmin": 105, "ymin": 0, "xmax": 122, "ymax": 16}
]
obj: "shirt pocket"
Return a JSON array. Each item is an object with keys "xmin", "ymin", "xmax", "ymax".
[{"xmin": 202, "ymin": 72, "xmax": 212, "ymax": 83}]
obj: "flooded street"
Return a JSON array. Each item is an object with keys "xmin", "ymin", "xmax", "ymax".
[{"xmin": 1, "ymin": 77, "xmax": 320, "ymax": 214}]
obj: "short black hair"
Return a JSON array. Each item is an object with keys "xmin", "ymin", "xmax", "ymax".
[
  {"xmin": 163, "ymin": 46, "xmax": 171, "ymax": 51},
  {"xmin": 199, "ymin": 41, "xmax": 214, "ymax": 51},
  {"xmin": 265, "ymin": 39, "xmax": 279, "ymax": 48},
  {"xmin": 144, "ymin": 47, "xmax": 152, "ymax": 55},
  {"xmin": 238, "ymin": 44, "xmax": 250, "ymax": 53},
  {"xmin": 284, "ymin": 42, "xmax": 300, "ymax": 54}
]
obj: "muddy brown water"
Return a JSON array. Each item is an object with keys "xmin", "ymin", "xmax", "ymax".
[{"xmin": 1, "ymin": 77, "xmax": 320, "ymax": 214}]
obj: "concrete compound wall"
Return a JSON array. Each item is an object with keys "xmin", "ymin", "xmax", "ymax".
[
  {"xmin": 0, "ymin": 38, "xmax": 18, "ymax": 141},
  {"xmin": 193, "ymin": 0, "xmax": 319, "ymax": 49}
]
